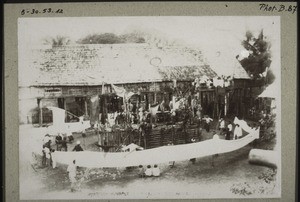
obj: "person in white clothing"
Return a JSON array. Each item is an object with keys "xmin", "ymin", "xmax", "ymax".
[
  {"xmin": 42, "ymin": 146, "xmax": 51, "ymax": 167},
  {"xmin": 227, "ymin": 121, "xmax": 233, "ymax": 133},
  {"xmin": 213, "ymin": 132, "xmax": 220, "ymax": 140},
  {"xmin": 144, "ymin": 165, "xmax": 152, "ymax": 177},
  {"xmin": 202, "ymin": 115, "xmax": 213, "ymax": 132},
  {"xmin": 152, "ymin": 165, "xmax": 160, "ymax": 177},
  {"xmin": 234, "ymin": 124, "xmax": 243, "ymax": 139},
  {"xmin": 43, "ymin": 134, "xmax": 51, "ymax": 145},
  {"xmin": 67, "ymin": 160, "xmax": 77, "ymax": 192},
  {"xmin": 218, "ymin": 118, "xmax": 225, "ymax": 132}
]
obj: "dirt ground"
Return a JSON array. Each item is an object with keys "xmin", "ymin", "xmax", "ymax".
[{"xmin": 19, "ymin": 123, "xmax": 280, "ymax": 200}]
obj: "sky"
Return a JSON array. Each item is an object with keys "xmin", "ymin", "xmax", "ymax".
[{"xmin": 18, "ymin": 16, "xmax": 280, "ymax": 78}]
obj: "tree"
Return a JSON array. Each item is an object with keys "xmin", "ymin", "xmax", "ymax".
[
  {"xmin": 44, "ymin": 35, "xmax": 71, "ymax": 47},
  {"xmin": 77, "ymin": 32, "xmax": 146, "ymax": 44},
  {"xmin": 78, "ymin": 33, "xmax": 124, "ymax": 44},
  {"xmin": 239, "ymin": 30, "xmax": 275, "ymax": 85}
]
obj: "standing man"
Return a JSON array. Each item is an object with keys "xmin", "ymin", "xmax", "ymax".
[
  {"xmin": 42, "ymin": 145, "xmax": 51, "ymax": 167},
  {"xmin": 202, "ymin": 115, "xmax": 213, "ymax": 132},
  {"xmin": 67, "ymin": 160, "xmax": 77, "ymax": 192}
]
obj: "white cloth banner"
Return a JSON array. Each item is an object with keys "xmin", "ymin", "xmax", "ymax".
[
  {"xmin": 48, "ymin": 107, "xmax": 65, "ymax": 127},
  {"xmin": 149, "ymin": 104, "xmax": 159, "ymax": 116},
  {"xmin": 233, "ymin": 117, "xmax": 259, "ymax": 138},
  {"xmin": 47, "ymin": 107, "xmax": 66, "ymax": 134},
  {"xmin": 52, "ymin": 127, "xmax": 259, "ymax": 168},
  {"xmin": 111, "ymin": 84, "xmax": 135, "ymax": 101}
]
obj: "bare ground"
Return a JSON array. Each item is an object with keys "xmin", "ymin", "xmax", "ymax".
[{"xmin": 19, "ymin": 124, "xmax": 279, "ymax": 199}]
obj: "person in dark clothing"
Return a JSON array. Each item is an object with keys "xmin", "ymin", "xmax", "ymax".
[
  {"xmin": 61, "ymin": 137, "xmax": 68, "ymax": 151},
  {"xmin": 72, "ymin": 141, "xmax": 84, "ymax": 151},
  {"xmin": 225, "ymin": 128, "xmax": 231, "ymax": 140},
  {"xmin": 55, "ymin": 134, "xmax": 63, "ymax": 151}
]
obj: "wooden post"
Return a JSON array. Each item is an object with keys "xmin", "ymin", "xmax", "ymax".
[
  {"xmin": 84, "ymin": 98, "xmax": 88, "ymax": 117},
  {"xmin": 64, "ymin": 98, "xmax": 67, "ymax": 122},
  {"xmin": 144, "ymin": 132, "xmax": 147, "ymax": 149},
  {"xmin": 139, "ymin": 131, "xmax": 141, "ymax": 146},
  {"xmin": 38, "ymin": 99, "xmax": 43, "ymax": 126}
]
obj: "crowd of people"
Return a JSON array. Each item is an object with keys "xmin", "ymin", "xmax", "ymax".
[{"xmin": 41, "ymin": 132, "xmax": 84, "ymax": 168}]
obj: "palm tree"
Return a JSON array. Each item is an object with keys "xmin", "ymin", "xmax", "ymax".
[{"xmin": 43, "ymin": 35, "xmax": 71, "ymax": 47}]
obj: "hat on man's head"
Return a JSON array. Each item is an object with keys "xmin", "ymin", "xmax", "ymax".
[{"xmin": 76, "ymin": 140, "xmax": 80, "ymax": 145}]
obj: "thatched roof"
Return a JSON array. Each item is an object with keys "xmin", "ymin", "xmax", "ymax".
[
  {"xmin": 29, "ymin": 44, "xmax": 218, "ymax": 86},
  {"xmin": 233, "ymin": 59, "xmax": 251, "ymax": 79}
]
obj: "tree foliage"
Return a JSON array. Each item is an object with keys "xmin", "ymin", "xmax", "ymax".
[
  {"xmin": 77, "ymin": 32, "xmax": 145, "ymax": 44},
  {"xmin": 44, "ymin": 35, "xmax": 71, "ymax": 47},
  {"xmin": 239, "ymin": 30, "xmax": 275, "ymax": 85}
]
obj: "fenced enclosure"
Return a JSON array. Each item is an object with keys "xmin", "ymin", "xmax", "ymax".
[{"xmin": 92, "ymin": 124, "xmax": 202, "ymax": 151}]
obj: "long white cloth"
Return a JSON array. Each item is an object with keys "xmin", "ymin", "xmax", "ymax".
[
  {"xmin": 52, "ymin": 127, "xmax": 259, "ymax": 168},
  {"xmin": 233, "ymin": 117, "xmax": 257, "ymax": 134},
  {"xmin": 48, "ymin": 107, "xmax": 65, "ymax": 127}
]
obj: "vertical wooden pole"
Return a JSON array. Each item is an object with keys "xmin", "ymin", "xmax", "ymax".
[
  {"xmin": 224, "ymin": 93, "xmax": 227, "ymax": 117},
  {"xmin": 64, "ymin": 98, "xmax": 67, "ymax": 122},
  {"xmin": 84, "ymin": 98, "xmax": 88, "ymax": 117},
  {"xmin": 38, "ymin": 99, "xmax": 43, "ymax": 126}
]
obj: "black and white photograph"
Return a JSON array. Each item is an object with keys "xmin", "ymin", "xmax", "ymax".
[{"xmin": 18, "ymin": 16, "xmax": 281, "ymax": 199}]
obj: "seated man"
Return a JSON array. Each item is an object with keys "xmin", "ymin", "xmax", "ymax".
[{"xmin": 72, "ymin": 141, "xmax": 84, "ymax": 152}]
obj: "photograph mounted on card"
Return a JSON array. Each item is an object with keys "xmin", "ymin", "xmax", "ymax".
[{"xmin": 17, "ymin": 15, "xmax": 282, "ymax": 200}]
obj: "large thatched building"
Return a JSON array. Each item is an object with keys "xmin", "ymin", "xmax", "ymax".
[{"xmin": 19, "ymin": 43, "xmax": 218, "ymax": 125}]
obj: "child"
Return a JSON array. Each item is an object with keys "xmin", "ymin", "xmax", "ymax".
[
  {"xmin": 138, "ymin": 165, "xmax": 145, "ymax": 178},
  {"xmin": 144, "ymin": 165, "xmax": 152, "ymax": 177},
  {"xmin": 152, "ymin": 165, "xmax": 160, "ymax": 177}
]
